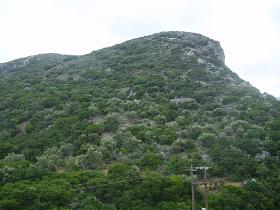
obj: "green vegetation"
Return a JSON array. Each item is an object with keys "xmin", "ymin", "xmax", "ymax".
[{"xmin": 0, "ymin": 31, "xmax": 280, "ymax": 209}]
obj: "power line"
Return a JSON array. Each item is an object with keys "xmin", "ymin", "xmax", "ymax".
[
  {"xmin": 0, "ymin": 166, "xmax": 192, "ymax": 200},
  {"xmin": 1, "ymin": 165, "xmax": 213, "ymax": 210}
]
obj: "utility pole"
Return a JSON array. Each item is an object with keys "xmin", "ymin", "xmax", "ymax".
[
  {"xmin": 190, "ymin": 164, "xmax": 196, "ymax": 210},
  {"xmin": 203, "ymin": 166, "xmax": 209, "ymax": 210},
  {"xmin": 189, "ymin": 165, "xmax": 211, "ymax": 210}
]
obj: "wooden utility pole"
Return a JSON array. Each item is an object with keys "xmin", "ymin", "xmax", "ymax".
[
  {"xmin": 190, "ymin": 164, "xmax": 196, "ymax": 210},
  {"xmin": 203, "ymin": 166, "xmax": 209, "ymax": 210},
  {"xmin": 189, "ymin": 165, "xmax": 211, "ymax": 210}
]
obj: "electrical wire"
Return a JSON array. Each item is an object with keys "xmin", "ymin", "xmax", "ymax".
[{"xmin": 0, "ymin": 166, "xmax": 193, "ymax": 201}]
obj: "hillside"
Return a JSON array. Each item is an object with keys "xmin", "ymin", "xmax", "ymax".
[{"xmin": 1, "ymin": 31, "xmax": 280, "ymax": 209}]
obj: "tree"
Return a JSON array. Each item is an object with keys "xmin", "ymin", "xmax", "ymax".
[
  {"xmin": 140, "ymin": 152, "xmax": 163, "ymax": 169},
  {"xmin": 77, "ymin": 147, "xmax": 103, "ymax": 169},
  {"xmin": 35, "ymin": 156, "xmax": 56, "ymax": 173},
  {"xmin": 4, "ymin": 153, "xmax": 25, "ymax": 162},
  {"xmin": 114, "ymin": 131, "xmax": 142, "ymax": 154},
  {"xmin": 198, "ymin": 133, "xmax": 217, "ymax": 148},
  {"xmin": 171, "ymin": 138, "xmax": 195, "ymax": 153},
  {"xmin": 103, "ymin": 114, "xmax": 119, "ymax": 132}
]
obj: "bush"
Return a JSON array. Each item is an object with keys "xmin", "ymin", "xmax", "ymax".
[
  {"xmin": 172, "ymin": 139, "xmax": 195, "ymax": 153},
  {"xmin": 198, "ymin": 133, "xmax": 218, "ymax": 147}
]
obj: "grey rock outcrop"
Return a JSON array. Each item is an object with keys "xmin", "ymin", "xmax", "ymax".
[{"xmin": 150, "ymin": 31, "xmax": 225, "ymax": 63}]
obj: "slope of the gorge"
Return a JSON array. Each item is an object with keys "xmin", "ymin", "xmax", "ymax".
[{"xmin": 1, "ymin": 31, "xmax": 280, "ymax": 209}]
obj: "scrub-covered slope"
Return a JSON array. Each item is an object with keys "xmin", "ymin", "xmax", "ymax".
[{"xmin": 0, "ymin": 31, "xmax": 280, "ymax": 209}]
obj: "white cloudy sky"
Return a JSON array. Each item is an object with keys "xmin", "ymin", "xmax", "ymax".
[{"xmin": 0, "ymin": 0, "xmax": 279, "ymax": 96}]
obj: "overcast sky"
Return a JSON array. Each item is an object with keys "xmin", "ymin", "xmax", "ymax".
[{"xmin": 0, "ymin": 0, "xmax": 279, "ymax": 97}]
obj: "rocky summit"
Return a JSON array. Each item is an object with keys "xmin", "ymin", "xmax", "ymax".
[{"xmin": 0, "ymin": 31, "xmax": 280, "ymax": 210}]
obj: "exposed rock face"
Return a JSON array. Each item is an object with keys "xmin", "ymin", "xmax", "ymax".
[
  {"xmin": 134, "ymin": 31, "xmax": 226, "ymax": 63},
  {"xmin": 154, "ymin": 31, "xmax": 225, "ymax": 63}
]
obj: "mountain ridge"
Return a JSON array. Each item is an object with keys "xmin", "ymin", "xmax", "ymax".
[
  {"xmin": 2, "ymin": 31, "xmax": 274, "ymax": 100},
  {"xmin": 1, "ymin": 31, "xmax": 225, "ymax": 70}
]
